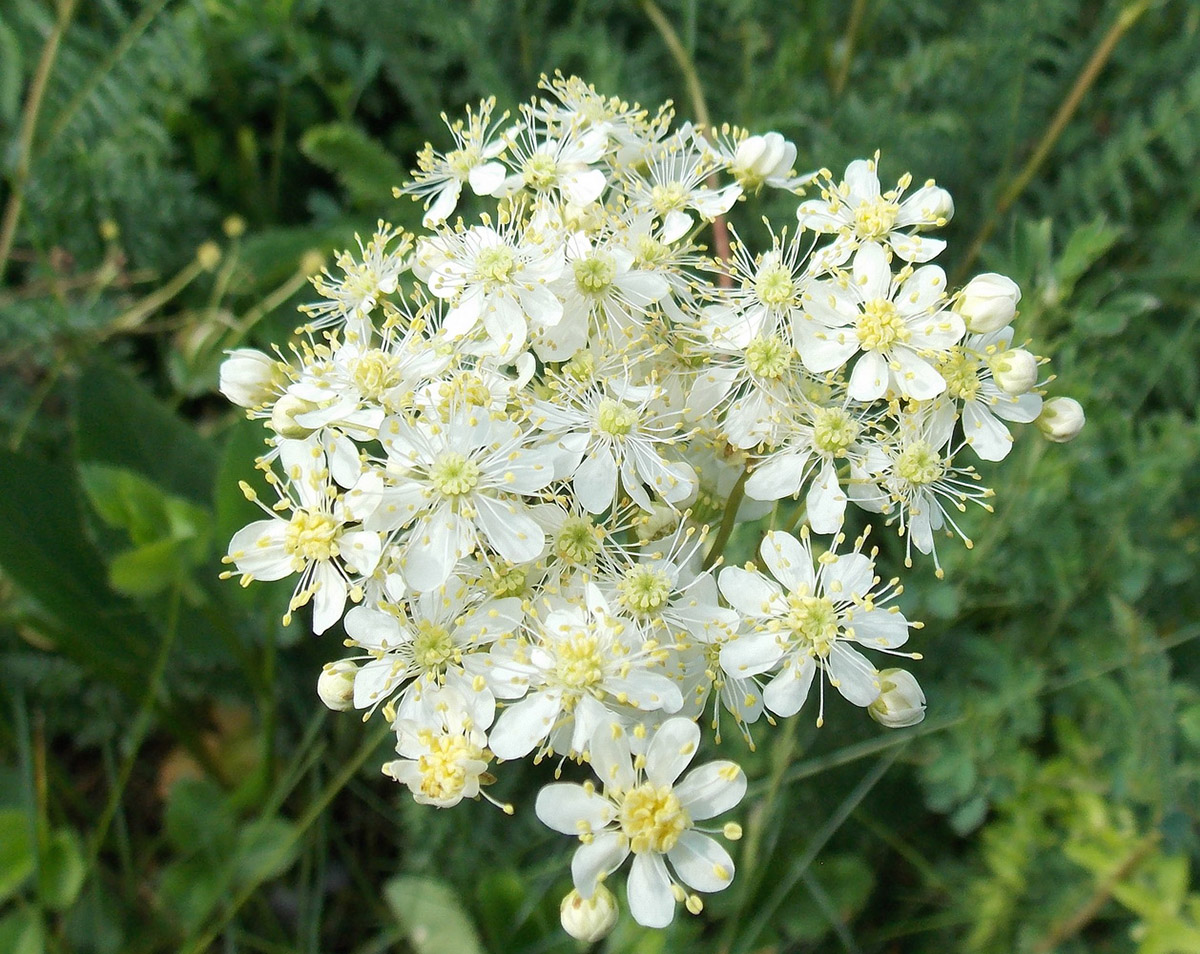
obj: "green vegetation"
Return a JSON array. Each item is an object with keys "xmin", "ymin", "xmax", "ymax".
[{"xmin": 1, "ymin": 0, "xmax": 1197, "ymax": 951}]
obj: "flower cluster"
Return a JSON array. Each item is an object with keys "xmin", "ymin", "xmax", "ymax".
[{"xmin": 220, "ymin": 75, "xmax": 1083, "ymax": 935}]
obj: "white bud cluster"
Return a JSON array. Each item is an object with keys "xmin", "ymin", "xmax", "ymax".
[{"xmin": 219, "ymin": 74, "xmax": 1082, "ymax": 931}]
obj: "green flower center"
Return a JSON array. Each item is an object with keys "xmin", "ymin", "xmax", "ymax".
[
  {"xmin": 856, "ymin": 298, "xmax": 908, "ymax": 353},
  {"xmin": 634, "ymin": 235, "xmax": 669, "ymax": 266},
  {"xmin": 596, "ymin": 399, "xmax": 637, "ymax": 437},
  {"xmin": 430, "ymin": 452, "xmax": 481, "ymax": 497},
  {"xmin": 619, "ymin": 783, "xmax": 689, "ymax": 854},
  {"xmin": 785, "ymin": 594, "xmax": 840, "ymax": 656},
  {"xmin": 938, "ymin": 349, "xmax": 981, "ymax": 401},
  {"xmin": 487, "ymin": 563, "xmax": 528, "ymax": 598},
  {"xmin": 284, "ymin": 510, "xmax": 340, "ymax": 562},
  {"xmin": 573, "ymin": 253, "xmax": 618, "ymax": 295},
  {"xmin": 745, "ymin": 334, "xmax": 792, "ymax": 380},
  {"xmin": 811, "ymin": 407, "xmax": 860, "ymax": 457},
  {"xmin": 895, "ymin": 440, "xmax": 944, "ymax": 485},
  {"xmin": 475, "ymin": 245, "xmax": 516, "ymax": 286},
  {"xmin": 351, "ymin": 350, "xmax": 402, "ymax": 402},
  {"xmin": 522, "ymin": 153, "xmax": 559, "ymax": 190},
  {"xmin": 650, "ymin": 182, "xmax": 689, "ymax": 215},
  {"xmin": 412, "ymin": 619, "xmax": 455, "ymax": 671},
  {"xmin": 556, "ymin": 631, "xmax": 606, "ymax": 690},
  {"xmin": 415, "ymin": 730, "xmax": 483, "ymax": 801},
  {"xmin": 618, "ymin": 565, "xmax": 673, "ymax": 616},
  {"xmin": 555, "ymin": 516, "xmax": 601, "ymax": 566},
  {"xmin": 754, "ymin": 262, "xmax": 795, "ymax": 307}
]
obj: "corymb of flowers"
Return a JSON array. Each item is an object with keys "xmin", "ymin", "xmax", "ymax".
[{"xmin": 219, "ymin": 74, "xmax": 1085, "ymax": 937}]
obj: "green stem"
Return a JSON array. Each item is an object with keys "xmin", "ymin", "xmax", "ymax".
[
  {"xmin": 0, "ymin": 0, "xmax": 78, "ymax": 281},
  {"xmin": 703, "ymin": 465, "xmax": 749, "ymax": 570},
  {"xmin": 830, "ymin": 0, "xmax": 869, "ymax": 100}
]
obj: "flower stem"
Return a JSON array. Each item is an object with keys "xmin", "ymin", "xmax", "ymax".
[{"xmin": 703, "ymin": 465, "xmax": 749, "ymax": 570}]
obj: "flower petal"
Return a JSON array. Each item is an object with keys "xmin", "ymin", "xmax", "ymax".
[
  {"xmin": 627, "ymin": 851, "xmax": 676, "ymax": 928},
  {"xmin": 674, "ymin": 762, "xmax": 747, "ymax": 821},
  {"xmin": 668, "ymin": 830, "xmax": 736, "ymax": 893},
  {"xmin": 535, "ymin": 782, "xmax": 615, "ymax": 835},
  {"xmin": 645, "ymin": 718, "xmax": 701, "ymax": 787}
]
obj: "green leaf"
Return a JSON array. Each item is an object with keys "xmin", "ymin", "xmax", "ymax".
[
  {"xmin": 232, "ymin": 817, "xmax": 299, "ymax": 885},
  {"xmin": 0, "ymin": 809, "xmax": 34, "ymax": 904},
  {"xmin": 1052, "ymin": 217, "xmax": 1125, "ymax": 303},
  {"xmin": 299, "ymin": 122, "xmax": 406, "ymax": 206},
  {"xmin": 0, "ymin": 909, "xmax": 44, "ymax": 954},
  {"xmin": 109, "ymin": 537, "xmax": 192, "ymax": 597},
  {"xmin": 163, "ymin": 779, "xmax": 234, "ymax": 856},
  {"xmin": 38, "ymin": 828, "xmax": 85, "ymax": 911},
  {"xmin": 73, "ymin": 356, "xmax": 217, "ymax": 507},
  {"xmin": 384, "ymin": 875, "xmax": 486, "ymax": 954}
]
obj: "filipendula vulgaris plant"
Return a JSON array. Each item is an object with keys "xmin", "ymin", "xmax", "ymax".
[{"xmin": 219, "ymin": 75, "xmax": 1085, "ymax": 937}]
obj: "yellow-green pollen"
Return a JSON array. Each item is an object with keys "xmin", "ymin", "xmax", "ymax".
[
  {"xmin": 596, "ymin": 399, "xmax": 637, "ymax": 437},
  {"xmin": 284, "ymin": 510, "xmax": 340, "ymax": 563},
  {"xmin": 754, "ymin": 262, "xmax": 795, "ymax": 307},
  {"xmin": 938, "ymin": 350, "xmax": 982, "ymax": 401},
  {"xmin": 650, "ymin": 182, "xmax": 689, "ymax": 215},
  {"xmin": 852, "ymin": 197, "xmax": 899, "ymax": 240},
  {"xmin": 811, "ymin": 407, "xmax": 860, "ymax": 457},
  {"xmin": 555, "ymin": 517, "xmax": 601, "ymax": 566},
  {"xmin": 488, "ymin": 563, "xmax": 528, "ymax": 598},
  {"xmin": 856, "ymin": 298, "xmax": 908, "ymax": 353},
  {"xmin": 437, "ymin": 371, "xmax": 492, "ymax": 411},
  {"xmin": 618, "ymin": 565, "xmax": 673, "ymax": 616},
  {"xmin": 412, "ymin": 619, "xmax": 455, "ymax": 671},
  {"xmin": 351, "ymin": 350, "xmax": 403, "ymax": 402},
  {"xmin": 785, "ymin": 594, "xmax": 840, "ymax": 657},
  {"xmin": 475, "ymin": 244, "xmax": 516, "ymax": 285},
  {"xmin": 430, "ymin": 452, "xmax": 481, "ymax": 497},
  {"xmin": 895, "ymin": 440, "xmax": 944, "ymax": 485},
  {"xmin": 745, "ymin": 334, "xmax": 792, "ymax": 380},
  {"xmin": 573, "ymin": 253, "xmax": 618, "ymax": 295},
  {"xmin": 522, "ymin": 153, "xmax": 559, "ymax": 190},
  {"xmin": 619, "ymin": 783, "xmax": 690, "ymax": 854},
  {"xmin": 415, "ymin": 730, "xmax": 483, "ymax": 801},
  {"xmin": 555, "ymin": 631, "xmax": 606, "ymax": 691}
]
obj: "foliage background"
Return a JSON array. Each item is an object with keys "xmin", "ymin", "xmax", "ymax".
[{"xmin": 1, "ymin": 0, "xmax": 1198, "ymax": 952}]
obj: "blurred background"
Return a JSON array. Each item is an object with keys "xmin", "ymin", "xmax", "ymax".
[{"xmin": 1, "ymin": 0, "xmax": 1198, "ymax": 952}]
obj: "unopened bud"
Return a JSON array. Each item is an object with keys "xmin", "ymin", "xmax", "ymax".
[
  {"xmin": 1036, "ymin": 396, "xmax": 1085, "ymax": 443},
  {"xmin": 219, "ymin": 349, "xmax": 281, "ymax": 408},
  {"xmin": 270, "ymin": 393, "xmax": 319, "ymax": 438},
  {"xmin": 734, "ymin": 132, "xmax": 797, "ymax": 189},
  {"xmin": 905, "ymin": 183, "xmax": 955, "ymax": 225},
  {"xmin": 990, "ymin": 348, "xmax": 1038, "ymax": 395},
  {"xmin": 560, "ymin": 885, "xmax": 618, "ymax": 943},
  {"xmin": 956, "ymin": 273, "xmax": 1021, "ymax": 333},
  {"xmin": 868, "ymin": 668, "xmax": 926, "ymax": 728},
  {"xmin": 222, "ymin": 215, "xmax": 247, "ymax": 238},
  {"xmin": 197, "ymin": 241, "xmax": 222, "ymax": 272},
  {"xmin": 317, "ymin": 660, "xmax": 358, "ymax": 711}
]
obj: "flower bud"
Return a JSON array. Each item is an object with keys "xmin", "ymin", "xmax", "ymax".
[
  {"xmin": 560, "ymin": 885, "xmax": 619, "ymax": 943},
  {"xmin": 196, "ymin": 241, "xmax": 222, "ymax": 272},
  {"xmin": 990, "ymin": 348, "xmax": 1038, "ymax": 395},
  {"xmin": 317, "ymin": 660, "xmax": 358, "ymax": 711},
  {"xmin": 956, "ymin": 273, "xmax": 1021, "ymax": 333},
  {"xmin": 734, "ymin": 132, "xmax": 797, "ymax": 189},
  {"xmin": 868, "ymin": 668, "xmax": 926, "ymax": 728},
  {"xmin": 905, "ymin": 183, "xmax": 955, "ymax": 225},
  {"xmin": 270, "ymin": 393, "xmax": 319, "ymax": 438},
  {"xmin": 219, "ymin": 349, "xmax": 280, "ymax": 408},
  {"xmin": 1036, "ymin": 396, "xmax": 1085, "ymax": 443}
]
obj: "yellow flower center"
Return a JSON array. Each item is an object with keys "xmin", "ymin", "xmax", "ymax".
[
  {"xmin": 284, "ymin": 510, "xmax": 340, "ymax": 562},
  {"xmin": 430, "ymin": 452, "xmax": 481, "ymax": 497},
  {"xmin": 650, "ymin": 182, "xmax": 689, "ymax": 215},
  {"xmin": 785, "ymin": 594, "xmax": 839, "ymax": 656},
  {"xmin": 895, "ymin": 440, "xmax": 944, "ymax": 485},
  {"xmin": 351, "ymin": 350, "xmax": 402, "ymax": 402},
  {"xmin": 618, "ymin": 565, "xmax": 673, "ymax": 616},
  {"xmin": 555, "ymin": 516, "xmax": 601, "ymax": 566},
  {"xmin": 446, "ymin": 147, "xmax": 480, "ymax": 179},
  {"xmin": 475, "ymin": 245, "xmax": 516, "ymax": 286},
  {"xmin": 416, "ymin": 731, "xmax": 483, "ymax": 801},
  {"xmin": 412, "ymin": 619, "xmax": 455, "ymax": 671},
  {"xmin": 522, "ymin": 153, "xmax": 560, "ymax": 190},
  {"xmin": 745, "ymin": 334, "xmax": 792, "ymax": 380},
  {"xmin": 556, "ymin": 631, "xmax": 606, "ymax": 690},
  {"xmin": 634, "ymin": 234, "xmax": 669, "ymax": 266},
  {"xmin": 573, "ymin": 253, "xmax": 618, "ymax": 295},
  {"xmin": 811, "ymin": 407, "xmax": 860, "ymax": 457},
  {"xmin": 436, "ymin": 371, "xmax": 493, "ymax": 413},
  {"xmin": 856, "ymin": 298, "xmax": 908, "ymax": 353},
  {"xmin": 487, "ymin": 563, "xmax": 528, "ymax": 598},
  {"xmin": 852, "ymin": 197, "xmax": 899, "ymax": 240},
  {"xmin": 596, "ymin": 399, "xmax": 637, "ymax": 437},
  {"xmin": 619, "ymin": 783, "xmax": 689, "ymax": 854},
  {"xmin": 938, "ymin": 349, "xmax": 981, "ymax": 401},
  {"xmin": 754, "ymin": 262, "xmax": 795, "ymax": 307}
]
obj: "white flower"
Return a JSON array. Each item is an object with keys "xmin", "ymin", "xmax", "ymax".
[
  {"xmin": 797, "ymin": 155, "xmax": 953, "ymax": 266},
  {"xmin": 484, "ymin": 584, "xmax": 682, "ymax": 760},
  {"xmin": 498, "ymin": 119, "xmax": 609, "ymax": 208},
  {"xmin": 718, "ymin": 529, "xmax": 916, "ymax": 723},
  {"xmin": 868, "ymin": 668, "xmax": 926, "ymax": 727},
  {"xmin": 796, "ymin": 241, "xmax": 964, "ymax": 402},
  {"xmin": 955, "ymin": 273, "xmax": 1021, "ymax": 334},
  {"xmin": 711, "ymin": 126, "xmax": 815, "ymax": 193},
  {"xmin": 317, "ymin": 660, "xmax": 358, "ymax": 711},
  {"xmin": 383, "ymin": 683, "xmax": 494, "ymax": 808},
  {"xmin": 400, "ymin": 98, "xmax": 511, "ymax": 227},
  {"xmin": 535, "ymin": 718, "xmax": 745, "ymax": 928},
  {"xmin": 301, "ymin": 223, "xmax": 412, "ymax": 329},
  {"xmin": 222, "ymin": 435, "xmax": 382, "ymax": 634},
  {"xmin": 1036, "ymin": 396, "xmax": 1086, "ymax": 442}
]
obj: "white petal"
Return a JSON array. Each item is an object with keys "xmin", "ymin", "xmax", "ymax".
[
  {"xmin": 963, "ymin": 400, "xmax": 1013, "ymax": 461},
  {"xmin": 645, "ymin": 718, "xmax": 700, "ymax": 787},
  {"xmin": 475, "ymin": 496, "xmax": 545, "ymax": 564},
  {"xmin": 844, "ymin": 159, "xmax": 880, "ymax": 200},
  {"xmin": 535, "ymin": 782, "xmax": 615, "ymax": 835},
  {"xmin": 849, "ymin": 608, "xmax": 909, "ymax": 649},
  {"xmin": 719, "ymin": 630, "xmax": 783, "ymax": 677},
  {"xmin": 762, "ymin": 657, "xmax": 816, "ymax": 717},
  {"xmin": 822, "ymin": 551, "xmax": 875, "ymax": 600},
  {"xmin": 828, "ymin": 644, "xmax": 882, "ymax": 706},
  {"xmin": 847, "ymin": 351, "xmax": 888, "ymax": 402},
  {"xmin": 759, "ymin": 531, "xmax": 815, "ymax": 594},
  {"xmin": 668, "ymin": 830, "xmax": 736, "ymax": 893},
  {"xmin": 627, "ymin": 852, "xmax": 676, "ymax": 928},
  {"xmin": 852, "ymin": 242, "xmax": 891, "ymax": 301},
  {"xmin": 488, "ymin": 690, "xmax": 563, "ymax": 760},
  {"xmin": 228, "ymin": 520, "xmax": 292, "ymax": 581},
  {"xmin": 571, "ymin": 831, "xmax": 629, "ymax": 898},
  {"xmin": 893, "ymin": 349, "xmax": 946, "ymax": 400},
  {"xmin": 589, "ymin": 721, "xmax": 635, "ymax": 791},
  {"xmin": 806, "ymin": 459, "xmax": 847, "ymax": 535},
  {"xmin": 310, "ymin": 562, "xmax": 348, "ymax": 635},
  {"xmin": 674, "ymin": 763, "xmax": 747, "ymax": 821},
  {"xmin": 468, "ymin": 161, "xmax": 507, "ymax": 196},
  {"xmin": 745, "ymin": 452, "xmax": 808, "ymax": 501},
  {"xmin": 718, "ymin": 566, "xmax": 783, "ymax": 617},
  {"xmin": 573, "ymin": 446, "xmax": 618, "ymax": 514}
]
